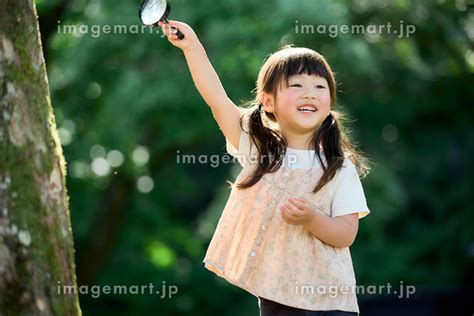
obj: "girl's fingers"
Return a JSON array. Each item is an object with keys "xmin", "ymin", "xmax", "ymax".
[
  {"xmin": 286, "ymin": 205, "xmax": 300, "ymax": 216},
  {"xmin": 159, "ymin": 20, "xmax": 190, "ymax": 47},
  {"xmin": 280, "ymin": 208, "xmax": 297, "ymax": 224},
  {"xmin": 287, "ymin": 200, "xmax": 303, "ymax": 214},
  {"xmin": 289, "ymin": 198, "xmax": 306, "ymax": 208},
  {"xmin": 289, "ymin": 199, "xmax": 309, "ymax": 215},
  {"xmin": 168, "ymin": 20, "xmax": 191, "ymax": 36},
  {"xmin": 160, "ymin": 23, "xmax": 175, "ymax": 37},
  {"xmin": 280, "ymin": 205, "xmax": 298, "ymax": 222},
  {"xmin": 280, "ymin": 204, "xmax": 292, "ymax": 216}
]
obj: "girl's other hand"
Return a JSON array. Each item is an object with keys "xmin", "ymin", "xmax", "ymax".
[
  {"xmin": 158, "ymin": 20, "xmax": 200, "ymax": 52},
  {"xmin": 280, "ymin": 197, "xmax": 316, "ymax": 226}
]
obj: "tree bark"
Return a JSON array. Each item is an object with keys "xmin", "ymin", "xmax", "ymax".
[{"xmin": 0, "ymin": 1, "xmax": 81, "ymax": 315}]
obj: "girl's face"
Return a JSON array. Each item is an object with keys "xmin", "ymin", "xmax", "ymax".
[{"xmin": 262, "ymin": 74, "xmax": 331, "ymax": 134}]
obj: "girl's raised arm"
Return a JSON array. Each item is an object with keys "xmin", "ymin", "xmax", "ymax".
[{"xmin": 159, "ymin": 20, "xmax": 242, "ymax": 151}]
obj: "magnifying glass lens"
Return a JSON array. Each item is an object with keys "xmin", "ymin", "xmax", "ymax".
[
  {"xmin": 139, "ymin": 0, "xmax": 184, "ymax": 39},
  {"xmin": 140, "ymin": 0, "xmax": 166, "ymax": 25}
]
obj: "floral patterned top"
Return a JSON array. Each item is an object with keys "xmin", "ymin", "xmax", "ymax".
[{"xmin": 202, "ymin": 113, "xmax": 370, "ymax": 313}]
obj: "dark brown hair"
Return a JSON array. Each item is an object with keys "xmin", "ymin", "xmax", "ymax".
[{"xmin": 235, "ymin": 45, "xmax": 370, "ymax": 193}]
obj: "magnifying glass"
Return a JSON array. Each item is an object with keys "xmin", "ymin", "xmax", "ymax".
[{"xmin": 138, "ymin": 0, "xmax": 185, "ymax": 40}]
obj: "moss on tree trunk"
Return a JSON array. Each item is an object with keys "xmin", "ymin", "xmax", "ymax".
[{"xmin": 0, "ymin": 1, "xmax": 81, "ymax": 315}]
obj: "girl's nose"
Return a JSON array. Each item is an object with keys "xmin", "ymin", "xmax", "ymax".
[{"xmin": 302, "ymin": 92, "xmax": 317, "ymax": 99}]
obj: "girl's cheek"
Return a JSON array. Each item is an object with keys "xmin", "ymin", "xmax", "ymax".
[{"xmin": 320, "ymin": 94, "xmax": 331, "ymax": 107}]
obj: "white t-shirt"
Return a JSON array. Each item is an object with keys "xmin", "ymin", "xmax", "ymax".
[
  {"xmin": 283, "ymin": 147, "xmax": 370, "ymax": 219},
  {"xmin": 225, "ymin": 117, "xmax": 370, "ymax": 220}
]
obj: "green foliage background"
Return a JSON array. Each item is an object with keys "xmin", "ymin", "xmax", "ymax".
[{"xmin": 36, "ymin": 0, "xmax": 473, "ymax": 314}]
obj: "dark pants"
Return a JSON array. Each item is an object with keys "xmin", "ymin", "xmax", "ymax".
[{"xmin": 258, "ymin": 297, "xmax": 359, "ymax": 316}]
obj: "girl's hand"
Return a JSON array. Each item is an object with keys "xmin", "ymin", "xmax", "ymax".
[
  {"xmin": 280, "ymin": 197, "xmax": 316, "ymax": 226},
  {"xmin": 158, "ymin": 20, "xmax": 200, "ymax": 52}
]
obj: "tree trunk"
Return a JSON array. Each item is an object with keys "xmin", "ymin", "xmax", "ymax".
[{"xmin": 0, "ymin": 1, "xmax": 81, "ymax": 315}]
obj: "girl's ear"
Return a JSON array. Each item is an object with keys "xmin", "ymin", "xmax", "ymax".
[{"xmin": 260, "ymin": 92, "xmax": 275, "ymax": 113}]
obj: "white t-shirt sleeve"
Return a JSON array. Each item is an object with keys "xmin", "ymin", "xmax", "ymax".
[
  {"xmin": 330, "ymin": 158, "xmax": 370, "ymax": 219},
  {"xmin": 225, "ymin": 114, "xmax": 254, "ymax": 167}
]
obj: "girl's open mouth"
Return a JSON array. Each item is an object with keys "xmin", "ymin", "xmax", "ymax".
[{"xmin": 297, "ymin": 105, "xmax": 317, "ymax": 114}]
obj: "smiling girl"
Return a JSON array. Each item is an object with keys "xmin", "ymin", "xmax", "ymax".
[{"xmin": 160, "ymin": 20, "xmax": 371, "ymax": 316}]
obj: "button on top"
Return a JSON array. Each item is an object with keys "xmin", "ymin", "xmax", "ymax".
[
  {"xmin": 250, "ymin": 250, "xmax": 256, "ymax": 257},
  {"xmin": 283, "ymin": 172, "xmax": 289, "ymax": 177},
  {"xmin": 261, "ymin": 224, "xmax": 266, "ymax": 231}
]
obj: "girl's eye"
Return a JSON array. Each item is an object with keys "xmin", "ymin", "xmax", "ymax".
[
  {"xmin": 316, "ymin": 85, "xmax": 326, "ymax": 89},
  {"xmin": 290, "ymin": 84, "xmax": 302, "ymax": 87}
]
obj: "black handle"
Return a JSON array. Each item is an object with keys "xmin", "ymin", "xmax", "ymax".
[{"xmin": 170, "ymin": 26, "xmax": 185, "ymax": 40}]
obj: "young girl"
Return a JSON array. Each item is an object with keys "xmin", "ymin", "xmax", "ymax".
[{"xmin": 160, "ymin": 20, "xmax": 371, "ymax": 316}]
